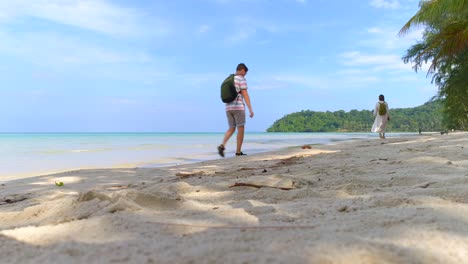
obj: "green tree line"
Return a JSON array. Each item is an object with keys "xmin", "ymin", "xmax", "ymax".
[{"xmin": 267, "ymin": 100, "xmax": 443, "ymax": 132}]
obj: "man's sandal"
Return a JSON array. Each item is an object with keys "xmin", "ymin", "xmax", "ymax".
[{"xmin": 217, "ymin": 145, "xmax": 225, "ymax": 157}]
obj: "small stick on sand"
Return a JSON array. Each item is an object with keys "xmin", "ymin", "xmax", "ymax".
[{"xmin": 229, "ymin": 182, "xmax": 295, "ymax": 190}]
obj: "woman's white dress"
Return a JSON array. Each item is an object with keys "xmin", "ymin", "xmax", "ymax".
[{"xmin": 371, "ymin": 101, "xmax": 389, "ymax": 133}]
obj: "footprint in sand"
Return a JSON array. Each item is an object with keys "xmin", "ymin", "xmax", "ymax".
[{"xmin": 130, "ymin": 192, "xmax": 182, "ymax": 210}]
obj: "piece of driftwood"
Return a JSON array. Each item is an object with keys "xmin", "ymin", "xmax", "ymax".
[
  {"xmin": 238, "ymin": 167, "xmax": 257, "ymax": 171},
  {"xmin": 106, "ymin": 185, "xmax": 129, "ymax": 190},
  {"xmin": 175, "ymin": 171, "xmax": 206, "ymax": 178},
  {"xmin": 370, "ymin": 158, "xmax": 389, "ymax": 162},
  {"xmin": 229, "ymin": 182, "xmax": 295, "ymax": 190},
  {"xmin": 0, "ymin": 196, "xmax": 28, "ymax": 206},
  {"xmin": 416, "ymin": 181, "xmax": 437, "ymax": 189}
]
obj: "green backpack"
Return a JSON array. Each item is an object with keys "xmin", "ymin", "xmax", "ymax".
[
  {"xmin": 378, "ymin": 102, "xmax": 387, "ymax": 115},
  {"xmin": 220, "ymin": 74, "xmax": 239, "ymax": 103}
]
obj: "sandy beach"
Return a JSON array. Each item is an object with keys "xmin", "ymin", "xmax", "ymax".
[{"xmin": 1, "ymin": 132, "xmax": 467, "ymax": 264}]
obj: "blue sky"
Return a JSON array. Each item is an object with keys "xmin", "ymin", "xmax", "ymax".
[{"xmin": 0, "ymin": 0, "xmax": 435, "ymax": 132}]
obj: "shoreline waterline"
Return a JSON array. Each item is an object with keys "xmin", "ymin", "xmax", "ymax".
[{"xmin": 0, "ymin": 132, "xmax": 420, "ymax": 181}]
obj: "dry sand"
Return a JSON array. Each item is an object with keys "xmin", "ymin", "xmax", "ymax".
[{"xmin": 1, "ymin": 132, "xmax": 467, "ymax": 264}]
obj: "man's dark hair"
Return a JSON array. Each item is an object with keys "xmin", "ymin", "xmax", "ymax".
[
  {"xmin": 379, "ymin": 94, "xmax": 385, "ymax": 101},
  {"xmin": 236, "ymin": 63, "xmax": 248, "ymax": 72}
]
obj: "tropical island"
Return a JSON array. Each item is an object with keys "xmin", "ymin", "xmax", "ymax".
[{"xmin": 267, "ymin": 100, "xmax": 444, "ymax": 132}]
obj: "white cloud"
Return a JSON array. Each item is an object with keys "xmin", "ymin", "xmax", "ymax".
[
  {"xmin": 338, "ymin": 24, "xmax": 432, "ymax": 83},
  {"xmin": 367, "ymin": 27, "xmax": 384, "ymax": 34},
  {"xmin": 398, "ymin": 26, "xmax": 424, "ymax": 44},
  {"xmin": 272, "ymin": 75, "xmax": 328, "ymax": 88},
  {"xmin": 252, "ymin": 70, "xmax": 383, "ymax": 92},
  {"xmin": 370, "ymin": 0, "xmax": 401, "ymax": 9},
  {"xmin": 360, "ymin": 26, "xmax": 424, "ymax": 51},
  {"xmin": 250, "ymin": 73, "xmax": 330, "ymax": 91},
  {"xmin": 0, "ymin": 0, "xmax": 168, "ymax": 38},
  {"xmin": 340, "ymin": 51, "xmax": 410, "ymax": 71},
  {"xmin": 224, "ymin": 28, "xmax": 257, "ymax": 45},
  {"xmin": 0, "ymin": 31, "xmax": 152, "ymax": 65},
  {"xmin": 198, "ymin": 24, "xmax": 211, "ymax": 33},
  {"xmin": 0, "ymin": 28, "xmax": 174, "ymax": 85},
  {"xmin": 221, "ymin": 16, "xmax": 329, "ymax": 45}
]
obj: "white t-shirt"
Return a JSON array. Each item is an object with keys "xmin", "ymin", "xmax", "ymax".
[{"xmin": 225, "ymin": 74, "xmax": 248, "ymax": 111}]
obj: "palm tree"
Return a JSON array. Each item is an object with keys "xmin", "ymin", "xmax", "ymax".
[
  {"xmin": 435, "ymin": 50, "xmax": 468, "ymax": 130},
  {"xmin": 400, "ymin": 0, "xmax": 468, "ymax": 130},
  {"xmin": 399, "ymin": 0, "xmax": 468, "ymax": 72}
]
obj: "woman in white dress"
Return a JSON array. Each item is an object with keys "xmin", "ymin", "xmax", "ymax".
[{"xmin": 371, "ymin": 94, "xmax": 390, "ymax": 139}]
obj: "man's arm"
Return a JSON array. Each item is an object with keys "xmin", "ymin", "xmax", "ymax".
[{"xmin": 241, "ymin": 90, "xmax": 254, "ymax": 118}]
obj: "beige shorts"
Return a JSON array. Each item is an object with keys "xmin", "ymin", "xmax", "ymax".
[{"xmin": 226, "ymin": 110, "xmax": 245, "ymax": 128}]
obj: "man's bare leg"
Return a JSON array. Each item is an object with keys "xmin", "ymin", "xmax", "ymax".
[
  {"xmin": 223, "ymin": 127, "xmax": 236, "ymax": 146},
  {"xmin": 218, "ymin": 127, "xmax": 236, "ymax": 157}
]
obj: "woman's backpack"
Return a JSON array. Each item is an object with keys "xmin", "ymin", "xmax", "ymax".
[{"xmin": 378, "ymin": 102, "xmax": 387, "ymax": 115}]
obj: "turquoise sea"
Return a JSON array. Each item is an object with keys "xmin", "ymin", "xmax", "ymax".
[{"xmin": 0, "ymin": 132, "xmax": 405, "ymax": 181}]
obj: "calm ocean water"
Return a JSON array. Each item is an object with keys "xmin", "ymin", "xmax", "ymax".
[{"xmin": 0, "ymin": 132, "xmax": 403, "ymax": 180}]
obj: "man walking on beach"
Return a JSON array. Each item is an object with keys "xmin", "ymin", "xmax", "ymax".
[{"xmin": 218, "ymin": 63, "xmax": 254, "ymax": 157}]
